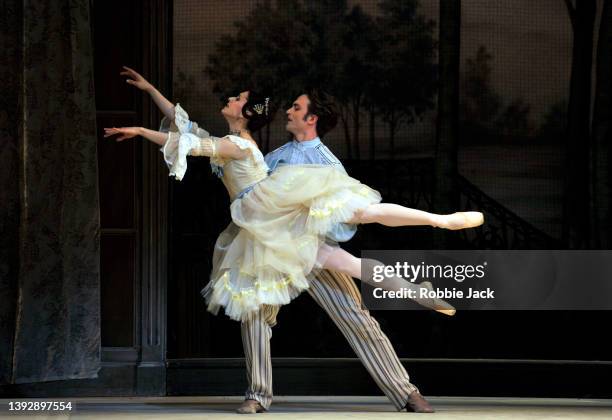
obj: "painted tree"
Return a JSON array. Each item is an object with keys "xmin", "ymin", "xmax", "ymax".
[
  {"xmin": 537, "ymin": 100, "xmax": 568, "ymax": 143},
  {"xmin": 300, "ymin": 0, "xmax": 362, "ymax": 157},
  {"xmin": 206, "ymin": 0, "xmax": 315, "ymax": 152},
  {"xmin": 460, "ymin": 45, "xmax": 533, "ymax": 142},
  {"xmin": 375, "ymin": 0, "xmax": 437, "ymax": 157},
  {"xmin": 205, "ymin": 0, "xmax": 436, "ymax": 158},
  {"xmin": 332, "ymin": 5, "xmax": 379, "ymax": 159},
  {"xmin": 460, "ymin": 46, "xmax": 501, "ymax": 141},
  {"xmin": 496, "ymin": 98, "xmax": 532, "ymax": 138}
]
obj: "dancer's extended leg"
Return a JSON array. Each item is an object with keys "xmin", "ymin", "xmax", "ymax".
[
  {"xmin": 347, "ymin": 203, "xmax": 483, "ymax": 230},
  {"xmin": 318, "ymin": 245, "xmax": 455, "ymax": 316}
]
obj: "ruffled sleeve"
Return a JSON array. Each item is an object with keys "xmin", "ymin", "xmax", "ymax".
[
  {"xmin": 159, "ymin": 104, "xmax": 219, "ymax": 181},
  {"xmin": 159, "ymin": 103, "xmax": 209, "ymax": 137}
]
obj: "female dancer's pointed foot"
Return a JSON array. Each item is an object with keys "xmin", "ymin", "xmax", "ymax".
[
  {"xmin": 434, "ymin": 211, "xmax": 484, "ymax": 230},
  {"xmin": 418, "ymin": 281, "xmax": 456, "ymax": 316}
]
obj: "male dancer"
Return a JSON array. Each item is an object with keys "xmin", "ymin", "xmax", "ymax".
[{"xmin": 236, "ymin": 90, "xmax": 435, "ymax": 414}]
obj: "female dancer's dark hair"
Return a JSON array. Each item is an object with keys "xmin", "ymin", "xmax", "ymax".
[{"xmin": 243, "ymin": 91, "xmax": 273, "ymax": 132}]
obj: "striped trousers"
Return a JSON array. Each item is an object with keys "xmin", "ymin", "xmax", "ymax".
[{"xmin": 241, "ymin": 269, "xmax": 419, "ymax": 411}]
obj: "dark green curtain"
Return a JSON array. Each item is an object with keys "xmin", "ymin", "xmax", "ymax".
[{"xmin": 0, "ymin": 0, "xmax": 100, "ymax": 384}]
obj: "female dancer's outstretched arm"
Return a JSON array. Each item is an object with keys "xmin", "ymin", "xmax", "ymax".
[
  {"xmin": 121, "ymin": 66, "xmax": 176, "ymax": 122},
  {"xmin": 103, "ymin": 126, "xmax": 248, "ymax": 160},
  {"xmin": 104, "ymin": 126, "xmax": 168, "ymax": 145}
]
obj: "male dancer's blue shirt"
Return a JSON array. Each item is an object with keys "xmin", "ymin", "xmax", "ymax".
[{"xmin": 264, "ymin": 137, "xmax": 357, "ymax": 243}]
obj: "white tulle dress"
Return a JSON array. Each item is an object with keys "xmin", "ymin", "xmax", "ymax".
[{"xmin": 161, "ymin": 105, "xmax": 381, "ymax": 322}]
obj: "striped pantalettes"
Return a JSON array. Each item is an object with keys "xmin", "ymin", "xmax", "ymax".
[{"xmin": 241, "ymin": 269, "xmax": 419, "ymax": 411}]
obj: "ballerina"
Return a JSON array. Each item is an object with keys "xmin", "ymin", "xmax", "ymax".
[{"xmin": 105, "ymin": 68, "xmax": 484, "ymax": 321}]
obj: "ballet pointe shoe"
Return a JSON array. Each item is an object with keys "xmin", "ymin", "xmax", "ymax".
[
  {"xmin": 418, "ymin": 281, "xmax": 456, "ymax": 316},
  {"xmin": 435, "ymin": 211, "xmax": 484, "ymax": 230},
  {"xmin": 236, "ymin": 399, "xmax": 266, "ymax": 414},
  {"xmin": 361, "ymin": 259, "xmax": 456, "ymax": 316}
]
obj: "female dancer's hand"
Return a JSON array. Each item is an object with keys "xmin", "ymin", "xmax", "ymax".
[
  {"xmin": 120, "ymin": 65, "xmax": 176, "ymax": 122},
  {"xmin": 104, "ymin": 127, "xmax": 141, "ymax": 141},
  {"xmin": 120, "ymin": 66, "xmax": 152, "ymax": 92}
]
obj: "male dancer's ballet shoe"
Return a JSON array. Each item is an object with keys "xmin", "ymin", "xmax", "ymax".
[
  {"xmin": 417, "ymin": 281, "xmax": 456, "ymax": 316},
  {"xmin": 236, "ymin": 399, "xmax": 267, "ymax": 414},
  {"xmin": 405, "ymin": 391, "xmax": 435, "ymax": 413},
  {"xmin": 436, "ymin": 211, "xmax": 484, "ymax": 230}
]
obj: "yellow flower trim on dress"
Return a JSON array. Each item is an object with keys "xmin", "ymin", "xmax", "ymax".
[
  {"xmin": 221, "ymin": 270, "xmax": 296, "ymax": 296},
  {"xmin": 222, "ymin": 272, "xmax": 253, "ymax": 300},
  {"xmin": 309, "ymin": 197, "xmax": 350, "ymax": 218},
  {"xmin": 308, "ymin": 186, "xmax": 372, "ymax": 218}
]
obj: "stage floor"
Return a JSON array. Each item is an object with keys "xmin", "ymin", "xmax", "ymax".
[{"xmin": 2, "ymin": 396, "xmax": 612, "ymax": 419}]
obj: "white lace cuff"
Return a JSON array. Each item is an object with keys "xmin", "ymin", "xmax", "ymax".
[
  {"xmin": 159, "ymin": 104, "xmax": 220, "ymax": 181},
  {"xmin": 160, "ymin": 131, "xmax": 211, "ymax": 181}
]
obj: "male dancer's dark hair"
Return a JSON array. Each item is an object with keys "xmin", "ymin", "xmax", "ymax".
[{"xmin": 304, "ymin": 89, "xmax": 338, "ymax": 137}]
